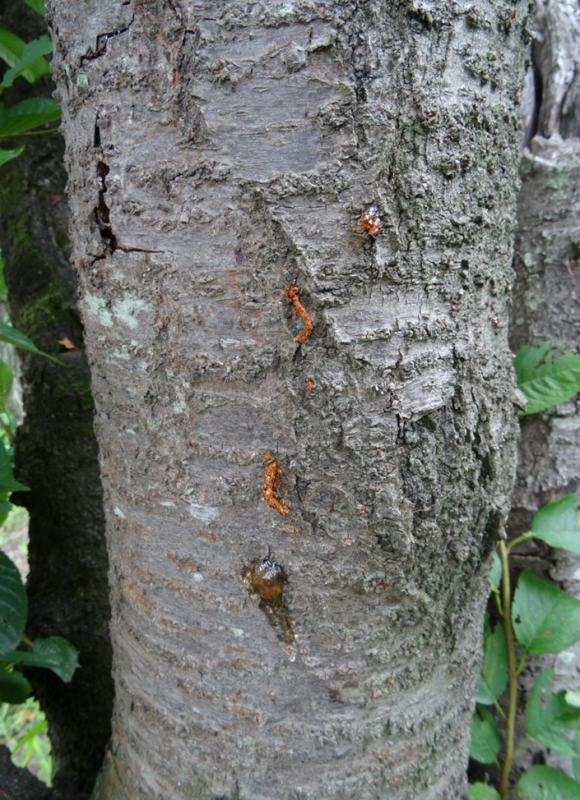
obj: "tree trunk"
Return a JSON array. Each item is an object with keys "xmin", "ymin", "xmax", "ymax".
[
  {"xmin": 46, "ymin": 2, "xmax": 527, "ymax": 797},
  {"xmin": 0, "ymin": 0, "xmax": 112, "ymax": 791},
  {"xmin": 508, "ymin": 0, "xmax": 580, "ymax": 780}
]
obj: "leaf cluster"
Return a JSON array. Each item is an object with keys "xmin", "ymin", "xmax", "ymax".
[
  {"xmin": 514, "ymin": 342, "xmax": 580, "ymax": 416},
  {"xmin": 0, "ymin": 149, "xmax": 73, "ymax": 704},
  {"xmin": 0, "ymin": 0, "xmax": 59, "ymax": 168},
  {"xmin": 0, "ymin": 550, "xmax": 78, "ymax": 705},
  {"xmin": 469, "ymin": 496, "xmax": 580, "ymax": 799},
  {"xmin": 0, "ymin": 324, "xmax": 75, "ymax": 704}
]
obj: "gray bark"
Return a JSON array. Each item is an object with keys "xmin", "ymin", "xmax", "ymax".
[
  {"xmin": 0, "ymin": 0, "xmax": 112, "ymax": 790},
  {"xmin": 508, "ymin": 0, "xmax": 580, "ymax": 780},
  {"xmin": 46, "ymin": 1, "xmax": 527, "ymax": 798}
]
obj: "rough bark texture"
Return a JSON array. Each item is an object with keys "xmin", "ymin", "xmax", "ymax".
[
  {"xmin": 0, "ymin": 1, "xmax": 113, "ymax": 790},
  {"xmin": 508, "ymin": 0, "xmax": 580, "ymax": 780},
  {"xmin": 46, "ymin": 1, "xmax": 527, "ymax": 798}
]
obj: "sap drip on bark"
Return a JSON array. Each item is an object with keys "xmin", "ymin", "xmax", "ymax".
[
  {"xmin": 242, "ymin": 557, "xmax": 294, "ymax": 643},
  {"xmin": 263, "ymin": 451, "xmax": 290, "ymax": 516},
  {"xmin": 285, "ymin": 284, "xmax": 312, "ymax": 343}
]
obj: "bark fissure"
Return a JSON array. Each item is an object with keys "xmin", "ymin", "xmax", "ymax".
[
  {"xmin": 96, "ymin": 161, "xmax": 117, "ymax": 251},
  {"xmin": 79, "ymin": 18, "xmax": 135, "ymax": 64}
]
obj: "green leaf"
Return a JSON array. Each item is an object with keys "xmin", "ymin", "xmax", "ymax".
[
  {"xmin": 0, "ymin": 636, "xmax": 79, "ymax": 682},
  {"xmin": 0, "ymin": 31, "xmax": 48, "ymax": 82},
  {"xmin": 475, "ymin": 614, "xmax": 508, "ymax": 705},
  {"xmin": 468, "ymin": 785, "xmax": 500, "ymax": 800},
  {"xmin": 0, "ymin": 488, "xmax": 11, "ymax": 526},
  {"xmin": 0, "ymin": 361, "xmax": 13, "ymax": 414},
  {"xmin": 1, "ymin": 37, "xmax": 52, "ymax": 89},
  {"xmin": 512, "ymin": 572, "xmax": 580, "ymax": 655},
  {"xmin": 529, "ymin": 495, "xmax": 580, "ymax": 554},
  {"xmin": 517, "ymin": 766, "xmax": 580, "ymax": 799},
  {"xmin": 0, "ymin": 31, "xmax": 50, "ymax": 84},
  {"xmin": 526, "ymin": 670, "xmax": 580, "ymax": 756},
  {"xmin": 514, "ymin": 342, "xmax": 580, "ymax": 415},
  {"xmin": 0, "ymin": 320, "xmax": 64, "ymax": 365},
  {"xmin": 469, "ymin": 704, "xmax": 500, "ymax": 764},
  {"xmin": 0, "ymin": 146, "xmax": 24, "ymax": 167},
  {"xmin": 489, "ymin": 551, "xmax": 502, "ymax": 592},
  {"xmin": 566, "ymin": 691, "xmax": 580, "ymax": 708},
  {"xmin": 22, "ymin": 0, "xmax": 46, "ymax": 16},
  {"xmin": 0, "ymin": 440, "xmax": 28, "ymax": 493},
  {"xmin": 0, "ymin": 97, "xmax": 59, "ymax": 138},
  {"xmin": 573, "ymin": 734, "xmax": 580, "ymax": 781},
  {"xmin": 0, "ymin": 665, "xmax": 31, "ymax": 704},
  {"xmin": 0, "ymin": 549, "xmax": 27, "ymax": 652},
  {"xmin": 32, "ymin": 637, "xmax": 78, "ymax": 682},
  {"xmin": 0, "ymin": 492, "xmax": 12, "ymax": 526},
  {"xmin": 0, "ymin": 30, "xmax": 24, "ymax": 68},
  {"xmin": 12, "ymin": 719, "xmax": 48, "ymax": 752}
]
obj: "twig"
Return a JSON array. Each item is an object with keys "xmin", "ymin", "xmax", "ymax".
[
  {"xmin": 498, "ymin": 540, "xmax": 518, "ymax": 798},
  {"xmin": 0, "ymin": 128, "xmax": 60, "ymax": 139}
]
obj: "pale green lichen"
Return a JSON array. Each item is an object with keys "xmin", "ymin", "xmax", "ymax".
[
  {"xmin": 111, "ymin": 294, "xmax": 151, "ymax": 329},
  {"xmin": 524, "ymin": 289, "xmax": 545, "ymax": 311},
  {"xmin": 146, "ymin": 417, "xmax": 162, "ymax": 435},
  {"xmin": 522, "ymin": 252, "xmax": 535, "ymax": 267},
  {"xmin": 83, "ymin": 293, "xmax": 113, "ymax": 328}
]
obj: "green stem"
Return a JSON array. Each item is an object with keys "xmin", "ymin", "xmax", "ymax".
[
  {"xmin": 507, "ymin": 532, "xmax": 531, "ymax": 553},
  {"xmin": 494, "ymin": 697, "xmax": 507, "ymax": 721},
  {"xmin": 516, "ymin": 652, "xmax": 528, "ymax": 677},
  {"xmin": 493, "ymin": 588, "xmax": 503, "ymax": 618},
  {"xmin": 513, "ymin": 735, "xmax": 530, "ymax": 761},
  {"xmin": 0, "ymin": 128, "xmax": 59, "ymax": 139},
  {"xmin": 498, "ymin": 540, "xmax": 518, "ymax": 799},
  {"xmin": 0, "ymin": 417, "xmax": 14, "ymax": 445}
]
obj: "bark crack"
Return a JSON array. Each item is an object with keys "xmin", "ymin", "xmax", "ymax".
[
  {"xmin": 96, "ymin": 161, "xmax": 117, "ymax": 252},
  {"xmin": 96, "ymin": 160, "xmax": 161, "ymax": 255},
  {"xmin": 80, "ymin": 16, "xmax": 135, "ymax": 63},
  {"xmin": 164, "ymin": 0, "xmax": 182, "ymax": 21}
]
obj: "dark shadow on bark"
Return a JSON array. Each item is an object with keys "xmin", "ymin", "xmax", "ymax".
[{"xmin": 0, "ymin": 1, "xmax": 113, "ymax": 793}]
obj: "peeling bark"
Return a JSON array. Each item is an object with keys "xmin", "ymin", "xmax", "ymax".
[
  {"xmin": 46, "ymin": 1, "xmax": 526, "ymax": 798},
  {"xmin": 509, "ymin": 0, "xmax": 580, "ymax": 780}
]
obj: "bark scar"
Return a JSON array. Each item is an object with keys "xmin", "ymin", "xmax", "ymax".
[
  {"xmin": 263, "ymin": 452, "xmax": 289, "ymax": 516},
  {"xmin": 285, "ymin": 285, "xmax": 312, "ymax": 343},
  {"xmin": 242, "ymin": 557, "xmax": 294, "ymax": 642}
]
